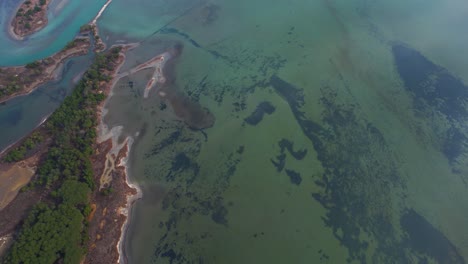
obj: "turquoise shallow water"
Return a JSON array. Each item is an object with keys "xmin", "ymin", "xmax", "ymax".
[
  {"xmin": 97, "ymin": 0, "xmax": 468, "ymax": 263},
  {"xmin": 0, "ymin": 0, "xmax": 106, "ymax": 66},
  {"xmin": 0, "ymin": 0, "xmax": 105, "ymax": 151}
]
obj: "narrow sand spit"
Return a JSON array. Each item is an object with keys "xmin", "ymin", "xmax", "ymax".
[{"xmin": 92, "ymin": 0, "xmax": 113, "ymax": 25}]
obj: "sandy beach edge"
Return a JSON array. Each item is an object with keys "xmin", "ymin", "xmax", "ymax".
[
  {"xmin": 0, "ymin": 114, "xmax": 49, "ymax": 156},
  {"xmin": 116, "ymin": 137, "xmax": 142, "ymax": 264},
  {"xmin": 94, "ymin": 43, "xmax": 142, "ymax": 264}
]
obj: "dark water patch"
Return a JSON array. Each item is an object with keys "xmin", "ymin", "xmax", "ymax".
[
  {"xmin": 200, "ymin": 130, "xmax": 208, "ymax": 142},
  {"xmin": 166, "ymin": 152, "xmax": 200, "ymax": 185},
  {"xmin": 236, "ymin": 145, "xmax": 244, "ymax": 154},
  {"xmin": 244, "ymin": 101, "xmax": 276, "ymax": 125},
  {"xmin": 165, "ymin": 90, "xmax": 216, "ymax": 129},
  {"xmin": 186, "ymin": 75, "xmax": 207, "ymax": 103},
  {"xmin": 211, "ymin": 202, "xmax": 228, "ymax": 226},
  {"xmin": 180, "ymin": 50, "xmax": 283, "ymax": 113},
  {"xmin": 285, "ymin": 169, "xmax": 302, "ymax": 185},
  {"xmin": 400, "ymin": 209, "xmax": 465, "ymax": 264},
  {"xmin": 233, "ymin": 101, "xmax": 247, "ymax": 112},
  {"xmin": 160, "ymin": 26, "xmax": 232, "ymax": 64},
  {"xmin": 145, "ymin": 130, "xmax": 181, "ymax": 158},
  {"xmin": 318, "ymin": 249, "xmax": 330, "ymax": 262},
  {"xmin": 392, "ymin": 44, "xmax": 468, "ymax": 168},
  {"xmin": 271, "ymin": 152, "xmax": 286, "ymax": 172},
  {"xmin": 172, "ymin": 153, "xmax": 191, "ymax": 171},
  {"xmin": 278, "ymin": 138, "xmax": 307, "ymax": 160},
  {"xmin": 392, "ymin": 44, "xmax": 468, "ymax": 120},
  {"xmin": 271, "ymin": 75, "xmax": 409, "ymax": 262},
  {"xmin": 161, "ymin": 56, "xmax": 216, "ymax": 130},
  {"xmin": 161, "ymin": 27, "xmax": 202, "ymax": 48},
  {"xmin": 149, "ymin": 130, "xmax": 242, "ymax": 262},
  {"xmin": 443, "ymin": 127, "xmax": 467, "ymax": 163},
  {"xmin": 5, "ymin": 107, "xmax": 23, "ymax": 125},
  {"xmin": 200, "ymin": 3, "xmax": 220, "ymax": 25},
  {"xmin": 161, "ymin": 249, "xmax": 183, "ymax": 264}
]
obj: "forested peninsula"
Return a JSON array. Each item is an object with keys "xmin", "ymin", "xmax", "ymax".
[{"xmin": 0, "ymin": 46, "xmax": 128, "ymax": 263}]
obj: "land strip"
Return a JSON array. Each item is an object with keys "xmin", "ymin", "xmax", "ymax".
[
  {"xmin": 11, "ymin": 0, "xmax": 51, "ymax": 38},
  {"xmin": 0, "ymin": 37, "xmax": 90, "ymax": 103}
]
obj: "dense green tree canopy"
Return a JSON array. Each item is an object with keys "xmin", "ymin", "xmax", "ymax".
[{"xmin": 3, "ymin": 47, "xmax": 122, "ymax": 264}]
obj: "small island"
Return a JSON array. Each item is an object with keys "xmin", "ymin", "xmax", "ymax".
[
  {"xmin": 11, "ymin": 0, "xmax": 51, "ymax": 37},
  {"xmin": 0, "ymin": 37, "xmax": 91, "ymax": 103}
]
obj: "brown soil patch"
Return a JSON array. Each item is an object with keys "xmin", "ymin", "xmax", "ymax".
[
  {"xmin": 85, "ymin": 140, "xmax": 137, "ymax": 264},
  {"xmin": 11, "ymin": 0, "xmax": 51, "ymax": 37},
  {"xmin": 0, "ymin": 155, "xmax": 38, "ymax": 210}
]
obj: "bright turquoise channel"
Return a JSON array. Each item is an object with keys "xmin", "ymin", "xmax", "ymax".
[{"xmin": 0, "ymin": 0, "xmax": 106, "ymax": 66}]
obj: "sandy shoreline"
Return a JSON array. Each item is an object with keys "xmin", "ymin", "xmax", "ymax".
[
  {"xmin": 7, "ymin": 24, "xmax": 23, "ymax": 41},
  {"xmin": 94, "ymin": 44, "xmax": 142, "ymax": 264},
  {"xmin": 92, "ymin": 0, "xmax": 113, "ymax": 25},
  {"xmin": 116, "ymin": 137, "xmax": 142, "ymax": 264},
  {"xmin": 6, "ymin": 0, "xmax": 25, "ymax": 41}
]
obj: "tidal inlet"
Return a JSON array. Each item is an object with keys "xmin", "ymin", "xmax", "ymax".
[{"xmin": 0, "ymin": 0, "xmax": 468, "ymax": 263}]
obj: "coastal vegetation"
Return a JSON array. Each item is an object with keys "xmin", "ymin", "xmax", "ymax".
[
  {"xmin": 2, "ymin": 47, "xmax": 122, "ymax": 264},
  {"xmin": 3, "ymin": 131, "xmax": 44, "ymax": 163},
  {"xmin": 79, "ymin": 24, "xmax": 106, "ymax": 52},
  {"xmin": 12, "ymin": 0, "xmax": 51, "ymax": 37},
  {"xmin": 0, "ymin": 37, "xmax": 90, "ymax": 103}
]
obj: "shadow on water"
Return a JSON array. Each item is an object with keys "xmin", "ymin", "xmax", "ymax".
[{"xmin": 401, "ymin": 209, "xmax": 465, "ymax": 264}]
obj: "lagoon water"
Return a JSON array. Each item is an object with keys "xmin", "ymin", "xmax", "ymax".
[
  {"xmin": 96, "ymin": 0, "xmax": 468, "ymax": 263},
  {"xmin": 2, "ymin": 0, "xmax": 468, "ymax": 263}
]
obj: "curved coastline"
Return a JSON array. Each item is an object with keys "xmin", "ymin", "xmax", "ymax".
[
  {"xmin": 93, "ymin": 44, "xmax": 184, "ymax": 263},
  {"xmin": 5, "ymin": 0, "xmax": 24, "ymax": 41}
]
